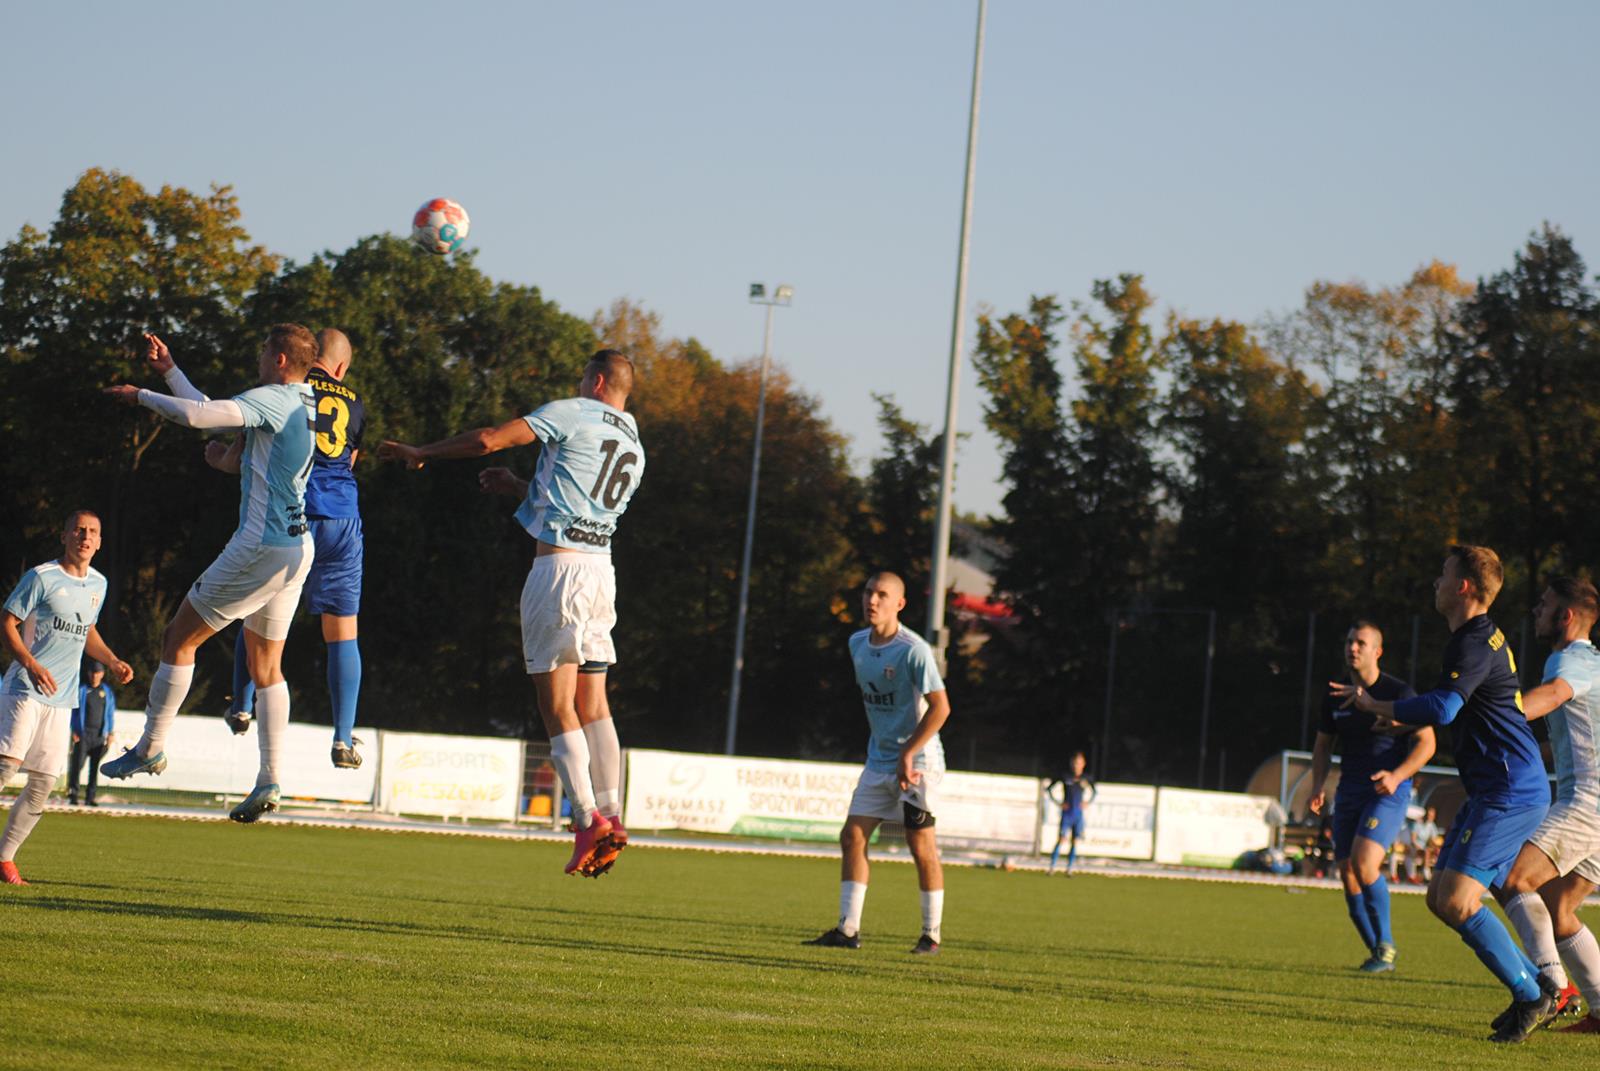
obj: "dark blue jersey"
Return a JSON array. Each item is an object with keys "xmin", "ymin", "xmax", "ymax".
[
  {"xmin": 1438, "ymin": 615, "xmax": 1547, "ymax": 807},
  {"xmin": 1052, "ymin": 775, "xmax": 1095, "ymax": 816},
  {"xmin": 304, "ymin": 367, "xmax": 365, "ymax": 519},
  {"xmin": 1318, "ymin": 671, "xmax": 1418, "ymax": 791}
]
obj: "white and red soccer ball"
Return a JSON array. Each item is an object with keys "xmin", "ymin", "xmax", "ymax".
[{"xmin": 411, "ymin": 198, "xmax": 470, "ymax": 255}]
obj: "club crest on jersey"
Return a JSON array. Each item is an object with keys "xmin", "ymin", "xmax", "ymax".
[{"xmin": 883, "ymin": 667, "xmax": 896, "ymax": 681}]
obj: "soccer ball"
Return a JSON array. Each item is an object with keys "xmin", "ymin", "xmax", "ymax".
[{"xmin": 411, "ymin": 198, "xmax": 470, "ymax": 255}]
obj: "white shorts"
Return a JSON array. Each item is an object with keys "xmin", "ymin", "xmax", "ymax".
[
  {"xmin": 520, "ymin": 553, "xmax": 618, "ymax": 674},
  {"xmin": 188, "ymin": 537, "xmax": 313, "ymax": 641},
  {"xmin": 847, "ymin": 767, "xmax": 943, "ymax": 823},
  {"xmin": 1530, "ymin": 798, "xmax": 1600, "ymax": 884},
  {"xmin": 0, "ymin": 693, "xmax": 71, "ymax": 777}
]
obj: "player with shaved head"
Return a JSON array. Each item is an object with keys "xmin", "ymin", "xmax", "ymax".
[
  {"xmin": 807, "ymin": 570, "xmax": 952, "ymax": 955},
  {"xmin": 213, "ymin": 328, "xmax": 370, "ymax": 770},
  {"xmin": 380, "ymin": 349, "xmax": 644, "ymax": 877}
]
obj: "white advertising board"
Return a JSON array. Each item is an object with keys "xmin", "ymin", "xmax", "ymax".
[
  {"xmin": 95, "ymin": 712, "xmax": 375, "ymax": 802},
  {"xmin": 1037, "ymin": 782, "xmax": 1157, "ymax": 860},
  {"xmin": 936, "ymin": 770, "xmax": 1042, "ymax": 851},
  {"xmin": 624, "ymin": 750, "xmax": 1042, "ymax": 849},
  {"xmin": 1153, "ymin": 787, "xmax": 1276, "ymax": 866},
  {"xmin": 377, "ymin": 732, "xmax": 522, "ymax": 821},
  {"xmin": 624, "ymin": 749, "xmax": 858, "ymax": 840}
]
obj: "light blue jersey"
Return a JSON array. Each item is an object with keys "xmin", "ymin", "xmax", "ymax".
[
  {"xmin": 849, "ymin": 625, "xmax": 946, "ymax": 775},
  {"xmin": 234, "ymin": 383, "xmax": 317, "ymax": 548},
  {"xmin": 2, "ymin": 561, "xmax": 107, "ymax": 707},
  {"xmin": 515, "ymin": 398, "xmax": 645, "ymax": 552},
  {"xmin": 1544, "ymin": 640, "xmax": 1600, "ymax": 808}
]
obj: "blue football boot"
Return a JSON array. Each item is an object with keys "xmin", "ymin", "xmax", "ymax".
[
  {"xmin": 100, "ymin": 747, "xmax": 167, "ymax": 780},
  {"xmin": 228, "ymin": 784, "xmax": 280, "ymax": 824}
]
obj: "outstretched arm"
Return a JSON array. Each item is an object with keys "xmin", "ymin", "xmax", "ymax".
[
  {"xmin": 104, "ymin": 386, "xmax": 246, "ymax": 429},
  {"xmin": 379, "ymin": 417, "xmax": 537, "ymax": 470},
  {"xmin": 1521, "ymin": 678, "xmax": 1575, "ymax": 721}
]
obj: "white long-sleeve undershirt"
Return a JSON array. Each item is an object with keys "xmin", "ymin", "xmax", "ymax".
[
  {"xmin": 136, "ymin": 389, "xmax": 244, "ymax": 429},
  {"xmin": 162, "ymin": 365, "xmax": 209, "ymax": 402}
]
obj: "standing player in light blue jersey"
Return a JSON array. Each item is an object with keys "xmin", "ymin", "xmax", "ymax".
[
  {"xmin": 0, "ymin": 510, "xmax": 133, "ymax": 884},
  {"xmin": 1499, "ymin": 577, "xmax": 1600, "ymax": 1033},
  {"xmin": 806, "ymin": 572, "xmax": 951, "ymax": 955},
  {"xmin": 100, "ymin": 326, "xmax": 319, "ymax": 824},
  {"xmin": 1333, "ymin": 545, "xmax": 1554, "ymax": 1042},
  {"xmin": 214, "ymin": 329, "xmax": 369, "ymax": 770},
  {"xmin": 381, "ymin": 349, "xmax": 643, "ymax": 877}
]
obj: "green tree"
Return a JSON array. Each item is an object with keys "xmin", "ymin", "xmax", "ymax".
[
  {"xmin": 1449, "ymin": 226, "xmax": 1600, "ymax": 597},
  {"xmin": 0, "ymin": 169, "xmax": 277, "ymax": 683}
]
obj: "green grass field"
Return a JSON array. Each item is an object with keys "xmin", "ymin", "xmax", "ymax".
[{"xmin": 1, "ymin": 813, "xmax": 1593, "ymax": 1070}]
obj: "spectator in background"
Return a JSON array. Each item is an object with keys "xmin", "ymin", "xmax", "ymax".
[
  {"xmin": 1407, "ymin": 805, "xmax": 1441, "ymax": 885},
  {"xmin": 68, "ymin": 661, "xmax": 116, "ymax": 806}
]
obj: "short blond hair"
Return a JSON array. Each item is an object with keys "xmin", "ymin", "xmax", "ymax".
[{"xmin": 1449, "ymin": 544, "xmax": 1504, "ymax": 606}]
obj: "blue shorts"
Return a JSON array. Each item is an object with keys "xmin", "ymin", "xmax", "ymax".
[
  {"xmin": 1331, "ymin": 790, "xmax": 1409, "ymax": 860},
  {"xmin": 1437, "ymin": 798, "xmax": 1549, "ymax": 889},
  {"xmin": 1059, "ymin": 811, "xmax": 1085, "ymax": 838},
  {"xmin": 305, "ymin": 516, "xmax": 363, "ymax": 617}
]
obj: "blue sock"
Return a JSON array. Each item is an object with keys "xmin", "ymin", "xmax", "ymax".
[
  {"xmin": 326, "ymin": 638, "xmax": 361, "ymax": 746},
  {"xmin": 1066, "ymin": 835, "xmax": 1078, "ymax": 871},
  {"xmin": 1456, "ymin": 908, "xmax": 1541, "ymax": 1001},
  {"xmin": 231, "ymin": 629, "xmax": 256, "ymax": 716},
  {"xmin": 1363, "ymin": 876, "xmax": 1393, "ymax": 947},
  {"xmin": 1049, "ymin": 840, "xmax": 1062, "ymax": 869},
  {"xmin": 1346, "ymin": 894, "xmax": 1378, "ymax": 949}
]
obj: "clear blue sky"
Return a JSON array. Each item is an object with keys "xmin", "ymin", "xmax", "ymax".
[{"xmin": 6, "ymin": 1, "xmax": 1596, "ymax": 518}]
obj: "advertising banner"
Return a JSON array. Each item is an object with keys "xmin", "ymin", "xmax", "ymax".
[
  {"xmin": 96, "ymin": 712, "xmax": 376, "ymax": 803},
  {"xmin": 377, "ymin": 732, "xmax": 522, "ymax": 821},
  {"xmin": 935, "ymin": 770, "xmax": 1042, "ymax": 851},
  {"xmin": 1037, "ymin": 782, "xmax": 1157, "ymax": 860},
  {"xmin": 624, "ymin": 750, "xmax": 1043, "ymax": 849},
  {"xmin": 624, "ymin": 749, "xmax": 858, "ymax": 840},
  {"xmin": 1153, "ymin": 787, "xmax": 1276, "ymax": 866}
]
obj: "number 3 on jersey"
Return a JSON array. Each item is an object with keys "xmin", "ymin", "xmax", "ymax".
[
  {"xmin": 317, "ymin": 395, "xmax": 351, "ymax": 458},
  {"xmin": 589, "ymin": 438, "xmax": 638, "ymax": 508}
]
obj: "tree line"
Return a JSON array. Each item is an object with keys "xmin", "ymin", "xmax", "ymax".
[{"xmin": 3, "ymin": 170, "xmax": 1596, "ymax": 786}]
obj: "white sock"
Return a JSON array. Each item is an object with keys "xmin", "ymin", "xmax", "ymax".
[
  {"xmin": 254, "ymin": 682, "xmax": 290, "ymax": 788},
  {"xmin": 921, "ymin": 889, "xmax": 945, "ymax": 943},
  {"xmin": 1558, "ymin": 926, "xmax": 1600, "ymax": 1016},
  {"xmin": 140, "ymin": 662, "xmax": 195, "ymax": 755},
  {"xmin": 1505, "ymin": 891, "xmax": 1568, "ymax": 989},
  {"xmin": 550, "ymin": 730, "xmax": 597, "ymax": 828},
  {"xmin": 839, "ymin": 880, "xmax": 867, "ymax": 936},
  {"xmin": 581, "ymin": 718, "xmax": 622, "ymax": 818},
  {"xmin": 0, "ymin": 772, "xmax": 54, "ymax": 862}
]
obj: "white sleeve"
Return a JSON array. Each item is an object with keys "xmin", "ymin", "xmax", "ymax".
[
  {"xmin": 162, "ymin": 366, "xmax": 209, "ymax": 402},
  {"xmin": 136, "ymin": 390, "xmax": 245, "ymax": 429}
]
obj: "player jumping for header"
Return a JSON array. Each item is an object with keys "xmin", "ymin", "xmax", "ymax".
[
  {"xmin": 100, "ymin": 327, "xmax": 318, "ymax": 824},
  {"xmin": 806, "ymin": 572, "xmax": 951, "ymax": 955},
  {"xmin": 380, "ymin": 350, "xmax": 643, "ymax": 877},
  {"xmin": 213, "ymin": 328, "xmax": 368, "ymax": 770}
]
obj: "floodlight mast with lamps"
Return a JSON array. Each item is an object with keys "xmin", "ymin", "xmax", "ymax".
[{"xmin": 724, "ymin": 282, "xmax": 793, "ymax": 755}]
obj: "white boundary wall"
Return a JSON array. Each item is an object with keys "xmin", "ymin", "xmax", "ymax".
[{"xmin": 92, "ymin": 712, "xmax": 375, "ymax": 802}]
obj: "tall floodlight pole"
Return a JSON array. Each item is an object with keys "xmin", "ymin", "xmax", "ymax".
[
  {"xmin": 725, "ymin": 282, "xmax": 793, "ymax": 755},
  {"xmin": 927, "ymin": 0, "xmax": 988, "ymax": 671}
]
